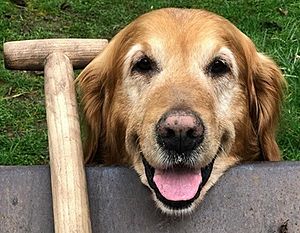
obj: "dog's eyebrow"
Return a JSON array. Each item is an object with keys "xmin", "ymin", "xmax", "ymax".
[
  {"xmin": 123, "ymin": 44, "xmax": 144, "ymax": 76},
  {"xmin": 218, "ymin": 47, "xmax": 235, "ymax": 60},
  {"xmin": 125, "ymin": 44, "xmax": 143, "ymax": 62}
]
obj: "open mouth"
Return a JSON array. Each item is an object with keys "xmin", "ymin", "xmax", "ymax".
[{"xmin": 142, "ymin": 155, "xmax": 215, "ymax": 210}]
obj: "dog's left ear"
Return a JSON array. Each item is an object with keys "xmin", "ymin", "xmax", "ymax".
[{"xmin": 248, "ymin": 52, "xmax": 285, "ymax": 161}]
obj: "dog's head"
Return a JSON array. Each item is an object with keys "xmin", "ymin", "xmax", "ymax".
[{"xmin": 78, "ymin": 8, "xmax": 285, "ymax": 215}]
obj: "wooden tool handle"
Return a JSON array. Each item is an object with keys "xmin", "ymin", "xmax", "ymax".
[
  {"xmin": 4, "ymin": 39, "xmax": 107, "ymax": 70},
  {"xmin": 44, "ymin": 52, "xmax": 92, "ymax": 233}
]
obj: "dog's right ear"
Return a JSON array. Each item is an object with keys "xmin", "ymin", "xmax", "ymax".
[
  {"xmin": 76, "ymin": 39, "xmax": 118, "ymax": 163},
  {"xmin": 246, "ymin": 51, "xmax": 285, "ymax": 161}
]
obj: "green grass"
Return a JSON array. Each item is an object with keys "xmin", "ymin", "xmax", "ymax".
[{"xmin": 0, "ymin": 0, "xmax": 299, "ymax": 165}]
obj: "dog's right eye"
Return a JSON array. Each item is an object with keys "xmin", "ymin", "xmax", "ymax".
[
  {"xmin": 132, "ymin": 56, "xmax": 155, "ymax": 74},
  {"xmin": 208, "ymin": 57, "xmax": 230, "ymax": 77}
]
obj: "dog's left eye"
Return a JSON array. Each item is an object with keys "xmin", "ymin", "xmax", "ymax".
[
  {"xmin": 209, "ymin": 58, "xmax": 230, "ymax": 76},
  {"xmin": 132, "ymin": 56, "xmax": 155, "ymax": 74}
]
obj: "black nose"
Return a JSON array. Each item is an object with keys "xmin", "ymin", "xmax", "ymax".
[{"xmin": 156, "ymin": 110, "xmax": 204, "ymax": 155}]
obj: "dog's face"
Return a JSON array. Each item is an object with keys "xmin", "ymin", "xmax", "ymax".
[{"xmin": 78, "ymin": 8, "xmax": 284, "ymax": 215}]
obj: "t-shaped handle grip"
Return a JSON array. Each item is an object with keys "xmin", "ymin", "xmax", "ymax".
[{"xmin": 4, "ymin": 38, "xmax": 107, "ymax": 70}]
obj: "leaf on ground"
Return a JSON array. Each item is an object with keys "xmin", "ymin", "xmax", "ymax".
[{"xmin": 278, "ymin": 8, "xmax": 288, "ymax": 16}]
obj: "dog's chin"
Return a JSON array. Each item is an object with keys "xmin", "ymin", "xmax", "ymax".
[{"xmin": 141, "ymin": 155, "xmax": 215, "ymax": 215}]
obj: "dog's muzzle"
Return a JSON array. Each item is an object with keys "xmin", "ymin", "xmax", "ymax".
[{"xmin": 141, "ymin": 109, "xmax": 215, "ymax": 211}]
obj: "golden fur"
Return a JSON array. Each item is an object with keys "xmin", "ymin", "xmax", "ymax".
[{"xmin": 77, "ymin": 8, "xmax": 285, "ymax": 215}]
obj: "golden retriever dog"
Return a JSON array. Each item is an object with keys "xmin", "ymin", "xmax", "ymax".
[{"xmin": 77, "ymin": 8, "xmax": 285, "ymax": 215}]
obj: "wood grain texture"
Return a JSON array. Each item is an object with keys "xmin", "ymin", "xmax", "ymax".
[
  {"xmin": 44, "ymin": 52, "xmax": 92, "ymax": 233},
  {"xmin": 4, "ymin": 39, "xmax": 108, "ymax": 70}
]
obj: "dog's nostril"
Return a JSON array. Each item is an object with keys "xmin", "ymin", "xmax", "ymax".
[
  {"xmin": 165, "ymin": 128, "xmax": 176, "ymax": 138},
  {"xmin": 186, "ymin": 128, "xmax": 197, "ymax": 138},
  {"xmin": 156, "ymin": 110, "xmax": 204, "ymax": 155}
]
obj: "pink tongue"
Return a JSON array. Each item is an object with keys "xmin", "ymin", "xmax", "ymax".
[{"xmin": 153, "ymin": 169, "xmax": 202, "ymax": 201}]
